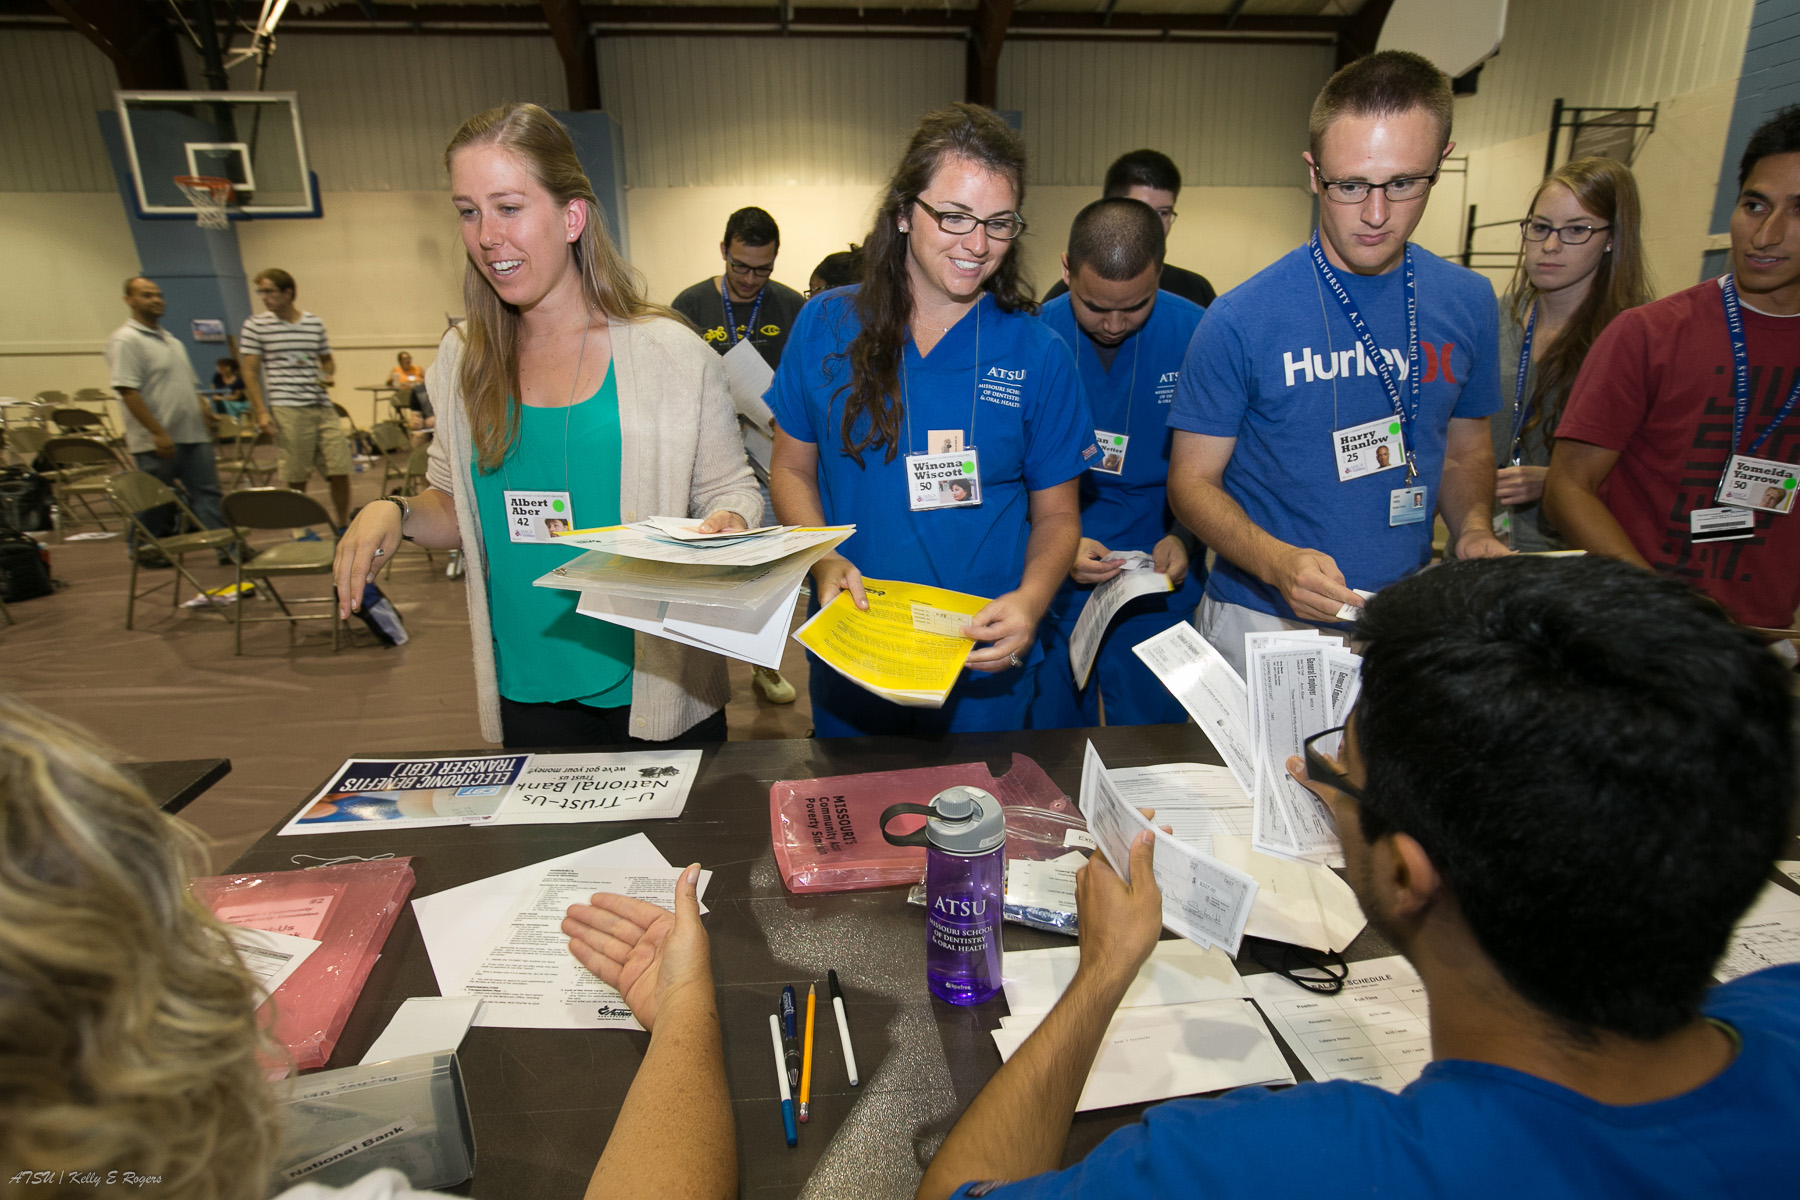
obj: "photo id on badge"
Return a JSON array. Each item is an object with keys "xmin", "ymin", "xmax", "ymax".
[
  {"xmin": 1690, "ymin": 505, "xmax": 1756, "ymax": 543},
  {"xmin": 504, "ymin": 490, "xmax": 576, "ymax": 543},
  {"xmin": 906, "ymin": 450, "xmax": 982, "ymax": 511},
  {"xmin": 1092, "ymin": 430, "xmax": 1129, "ymax": 476},
  {"xmin": 1715, "ymin": 454, "xmax": 1798, "ymax": 514},
  {"xmin": 1334, "ymin": 416, "xmax": 1407, "ymax": 482},
  {"xmin": 1389, "ymin": 486, "xmax": 1428, "ymax": 526}
]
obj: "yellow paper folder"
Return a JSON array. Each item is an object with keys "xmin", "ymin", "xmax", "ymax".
[{"xmin": 792, "ymin": 578, "xmax": 992, "ymax": 708}]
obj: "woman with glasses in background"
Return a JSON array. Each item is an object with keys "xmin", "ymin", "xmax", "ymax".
[
  {"xmin": 768, "ymin": 103, "xmax": 1094, "ymax": 737},
  {"xmin": 1490, "ymin": 158, "xmax": 1651, "ymax": 552}
]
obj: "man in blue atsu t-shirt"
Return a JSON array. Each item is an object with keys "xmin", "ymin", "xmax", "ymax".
[
  {"xmin": 1169, "ymin": 50, "xmax": 1508, "ymax": 674},
  {"xmin": 918, "ymin": 555, "xmax": 1800, "ymax": 1200}
]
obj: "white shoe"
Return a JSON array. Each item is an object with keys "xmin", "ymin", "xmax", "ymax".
[{"xmin": 753, "ymin": 666, "xmax": 796, "ymax": 704}]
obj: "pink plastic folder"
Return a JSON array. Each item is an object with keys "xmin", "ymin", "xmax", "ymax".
[
  {"xmin": 194, "ymin": 858, "xmax": 417, "ymax": 1071},
  {"xmin": 771, "ymin": 753, "xmax": 1084, "ymax": 893}
]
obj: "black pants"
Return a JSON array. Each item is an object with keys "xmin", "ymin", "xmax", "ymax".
[{"xmin": 499, "ymin": 697, "xmax": 727, "ymax": 750}]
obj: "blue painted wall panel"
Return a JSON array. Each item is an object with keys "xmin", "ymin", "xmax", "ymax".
[{"xmin": 1711, "ymin": 0, "xmax": 1800, "ymax": 235}]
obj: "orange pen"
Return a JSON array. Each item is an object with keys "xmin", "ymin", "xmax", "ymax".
[{"xmin": 799, "ymin": 983, "xmax": 817, "ymax": 1122}]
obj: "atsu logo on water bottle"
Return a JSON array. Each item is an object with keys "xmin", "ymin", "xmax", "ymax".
[{"xmin": 932, "ymin": 895, "xmax": 988, "ymax": 917}]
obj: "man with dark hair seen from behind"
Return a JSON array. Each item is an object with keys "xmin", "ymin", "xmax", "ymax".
[
  {"xmin": 1168, "ymin": 50, "xmax": 1508, "ymax": 675},
  {"xmin": 919, "ymin": 555, "xmax": 1799, "ymax": 1199},
  {"xmin": 240, "ymin": 268, "xmax": 353, "ymax": 531},
  {"xmin": 672, "ymin": 206, "xmax": 806, "ymax": 704},
  {"xmin": 1546, "ymin": 103, "xmax": 1800, "ymax": 643},
  {"xmin": 105, "ymin": 276, "xmax": 232, "ymax": 565},
  {"xmin": 1043, "ymin": 150, "xmax": 1216, "ymax": 308},
  {"xmin": 1029, "ymin": 198, "xmax": 1206, "ymax": 728}
]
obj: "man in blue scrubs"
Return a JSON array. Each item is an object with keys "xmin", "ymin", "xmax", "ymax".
[
  {"xmin": 919, "ymin": 556, "xmax": 1800, "ymax": 1200},
  {"xmin": 1030, "ymin": 199, "xmax": 1205, "ymax": 728},
  {"xmin": 1168, "ymin": 50, "xmax": 1508, "ymax": 675}
]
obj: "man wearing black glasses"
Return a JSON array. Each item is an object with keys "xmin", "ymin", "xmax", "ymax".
[
  {"xmin": 920, "ymin": 555, "xmax": 1798, "ymax": 1200},
  {"xmin": 673, "ymin": 206, "xmax": 807, "ymax": 371},
  {"xmin": 1168, "ymin": 51, "xmax": 1507, "ymax": 675}
]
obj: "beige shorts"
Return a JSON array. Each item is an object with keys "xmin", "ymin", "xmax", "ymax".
[{"xmin": 272, "ymin": 405, "xmax": 353, "ymax": 483}]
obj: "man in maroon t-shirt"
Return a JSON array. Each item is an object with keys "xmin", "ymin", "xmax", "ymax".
[{"xmin": 1548, "ymin": 108, "xmax": 1800, "ymax": 632}]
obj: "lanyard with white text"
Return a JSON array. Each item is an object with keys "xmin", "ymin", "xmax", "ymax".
[
  {"xmin": 1719, "ymin": 273, "xmax": 1800, "ymax": 460},
  {"xmin": 721, "ymin": 278, "xmax": 764, "ymax": 348},
  {"xmin": 1310, "ymin": 230, "xmax": 1420, "ymax": 482},
  {"xmin": 1506, "ymin": 305, "xmax": 1537, "ymax": 466}
]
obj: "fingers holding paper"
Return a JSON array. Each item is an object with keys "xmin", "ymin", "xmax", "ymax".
[
  {"xmin": 1070, "ymin": 538, "xmax": 1126, "ymax": 585},
  {"xmin": 962, "ymin": 590, "xmax": 1039, "ymax": 673},
  {"xmin": 564, "ymin": 863, "xmax": 712, "ymax": 1032},
  {"xmin": 811, "ymin": 553, "xmax": 868, "ymax": 612},
  {"xmin": 696, "ymin": 509, "xmax": 749, "ymax": 535},
  {"xmin": 1073, "ymin": 831, "xmax": 1163, "ymax": 991}
]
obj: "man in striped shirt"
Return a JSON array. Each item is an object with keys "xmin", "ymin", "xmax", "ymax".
[{"xmin": 241, "ymin": 268, "xmax": 352, "ymax": 529}]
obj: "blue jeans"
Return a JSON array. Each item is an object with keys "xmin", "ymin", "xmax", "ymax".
[{"xmin": 131, "ymin": 443, "xmax": 225, "ymax": 554}]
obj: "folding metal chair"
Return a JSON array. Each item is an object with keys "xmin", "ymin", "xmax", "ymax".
[
  {"xmin": 3, "ymin": 425, "xmax": 50, "ymax": 468},
  {"xmin": 50, "ymin": 408, "xmax": 109, "ymax": 438},
  {"xmin": 231, "ymin": 429, "xmax": 281, "ymax": 488},
  {"xmin": 70, "ymin": 389, "xmax": 124, "ymax": 441},
  {"xmin": 105, "ymin": 471, "xmax": 242, "ymax": 630},
  {"xmin": 42, "ymin": 435, "xmax": 127, "ymax": 531},
  {"xmin": 221, "ymin": 488, "xmax": 342, "ymax": 655},
  {"xmin": 368, "ymin": 419, "xmax": 413, "ymax": 495}
]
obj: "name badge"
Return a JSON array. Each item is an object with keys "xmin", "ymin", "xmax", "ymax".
[
  {"xmin": 928, "ymin": 429, "xmax": 965, "ymax": 455},
  {"xmin": 1389, "ymin": 486, "xmax": 1428, "ymax": 526},
  {"xmin": 1333, "ymin": 416, "xmax": 1406, "ymax": 482},
  {"xmin": 906, "ymin": 449, "xmax": 982, "ymax": 511},
  {"xmin": 1715, "ymin": 454, "xmax": 1798, "ymax": 514},
  {"xmin": 504, "ymin": 490, "xmax": 576, "ymax": 543},
  {"xmin": 1092, "ymin": 430, "xmax": 1129, "ymax": 476},
  {"xmin": 1690, "ymin": 506, "xmax": 1756, "ymax": 543}
]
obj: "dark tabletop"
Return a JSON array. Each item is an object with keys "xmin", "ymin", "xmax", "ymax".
[
  {"xmin": 123, "ymin": 757, "xmax": 232, "ymax": 814},
  {"xmin": 229, "ymin": 725, "xmax": 1396, "ymax": 1200}
]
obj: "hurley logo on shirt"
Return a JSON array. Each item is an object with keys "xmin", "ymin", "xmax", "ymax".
[{"xmin": 1281, "ymin": 343, "xmax": 1459, "ymax": 387}]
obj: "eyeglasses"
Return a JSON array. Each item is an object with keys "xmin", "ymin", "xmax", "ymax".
[
  {"xmin": 1313, "ymin": 170, "xmax": 1438, "ymax": 205},
  {"xmin": 726, "ymin": 255, "xmax": 775, "ymax": 279},
  {"xmin": 1301, "ymin": 724, "xmax": 1370, "ymax": 808},
  {"xmin": 1518, "ymin": 219, "xmax": 1611, "ymax": 245},
  {"xmin": 909, "ymin": 197, "xmax": 1026, "ymax": 241}
]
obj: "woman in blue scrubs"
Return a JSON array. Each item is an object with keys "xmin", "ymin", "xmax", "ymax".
[{"xmin": 769, "ymin": 103, "xmax": 1094, "ymax": 737}]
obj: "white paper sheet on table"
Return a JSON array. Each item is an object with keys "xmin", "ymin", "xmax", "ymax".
[
  {"xmin": 992, "ymin": 999, "xmax": 1293, "ymax": 1111},
  {"xmin": 721, "ymin": 336, "xmax": 775, "ymax": 434},
  {"xmin": 1001, "ymin": 937, "xmax": 1250, "ymax": 1017},
  {"xmin": 1105, "ymin": 762, "xmax": 1252, "ymax": 855},
  {"xmin": 1244, "ymin": 953, "xmax": 1431, "ymax": 1093},
  {"xmin": 1069, "ymin": 552, "xmax": 1173, "ymax": 689},
  {"xmin": 413, "ymin": 833, "xmax": 676, "ymax": 993},
  {"xmin": 1212, "ymin": 833, "xmax": 1365, "ymax": 953},
  {"xmin": 360, "ymin": 997, "xmax": 484, "ymax": 1065},
  {"xmin": 455, "ymin": 865, "xmax": 711, "ymax": 1030},
  {"xmin": 1715, "ymin": 881, "xmax": 1800, "ymax": 982},
  {"xmin": 1079, "ymin": 741, "xmax": 1257, "ymax": 954},
  {"xmin": 226, "ymin": 925, "xmax": 322, "ymax": 1003}
]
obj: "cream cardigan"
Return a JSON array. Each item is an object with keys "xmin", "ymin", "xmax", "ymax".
[{"xmin": 425, "ymin": 315, "xmax": 763, "ymax": 743}]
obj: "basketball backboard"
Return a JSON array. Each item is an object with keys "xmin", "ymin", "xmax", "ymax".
[{"xmin": 115, "ymin": 91, "xmax": 319, "ymax": 219}]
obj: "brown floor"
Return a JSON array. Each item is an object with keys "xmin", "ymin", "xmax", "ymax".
[{"xmin": 0, "ymin": 463, "xmax": 814, "ymax": 870}]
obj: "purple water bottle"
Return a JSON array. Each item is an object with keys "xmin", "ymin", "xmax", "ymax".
[{"xmin": 882, "ymin": 786, "xmax": 1006, "ymax": 1006}]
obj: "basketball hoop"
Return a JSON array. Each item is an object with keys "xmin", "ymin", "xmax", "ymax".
[{"xmin": 174, "ymin": 175, "xmax": 235, "ymax": 230}]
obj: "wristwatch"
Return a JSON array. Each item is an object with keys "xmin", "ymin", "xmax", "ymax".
[{"xmin": 376, "ymin": 493, "xmax": 414, "ymax": 541}]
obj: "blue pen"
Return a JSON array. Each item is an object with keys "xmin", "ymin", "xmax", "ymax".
[
  {"xmin": 768, "ymin": 1013, "xmax": 797, "ymax": 1147},
  {"xmin": 781, "ymin": 985, "xmax": 801, "ymax": 1088}
]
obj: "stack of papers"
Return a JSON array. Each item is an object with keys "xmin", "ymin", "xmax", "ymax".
[
  {"xmin": 277, "ymin": 751, "xmax": 702, "ymax": 835},
  {"xmin": 793, "ymin": 578, "xmax": 990, "ymax": 708},
  {"xmin": 535, "ymin": 522, "xmax": 854, "ymax": 668},
  {"xmin": 1244, "ymin": 954, "xmax": 1431, "ymax": 1093},
  {"xmin": 1068, "ymin": 551, "xmax": 1173, "ymax": 688},
  {"xmin": 994, "ymin": 940, "xmax": 1294, "ymax": 1111},
  {"xmin": 1079, "ymin": 742, "xmax": 1258, "ymax": 955},
  {"xmin": 1244, "ymin": 631, "xmax": 1361, "ymax": 864},
  {"xmin": 414, "ymin": 834, "xmax": 710, "ymax": 1031}
]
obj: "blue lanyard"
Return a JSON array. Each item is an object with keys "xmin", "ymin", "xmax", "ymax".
[
  {"xmin": 1309, "ymin": 231, "xmax": 1420, "ymax": 479},
  {"xmin": 1507, "ymin": 305, "xmax": 1537, "ymax": 464},
  {"xmin": 721, "ymin": 278, "xmax": 764, "ymax": 349},
  {"xmin": 1720, "ymin": 274, "xmax": 1800, "ymax": 458}
]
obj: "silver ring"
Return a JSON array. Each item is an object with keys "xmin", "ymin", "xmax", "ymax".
[
  {"xmin": 371, "ymin": 547, "xmax": 385, "ymax": 557},
  {"xmin": 1007, "ymin": 652, "xmax": 1023, "ymax": 669}
]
